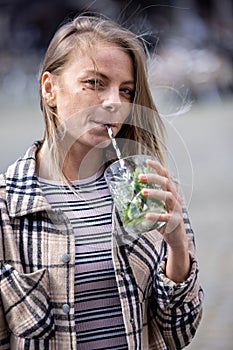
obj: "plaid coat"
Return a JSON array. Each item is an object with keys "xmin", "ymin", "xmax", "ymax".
[{"xmin": 0, "ymin": 142, "xmax": 203, "ymax": 349}]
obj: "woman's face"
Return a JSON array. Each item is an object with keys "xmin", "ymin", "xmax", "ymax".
[{"xmin": 42, "ymin": 42, "xmax": 135, "ymax": 151}]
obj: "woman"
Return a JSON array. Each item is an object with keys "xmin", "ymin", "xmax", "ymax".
[{"xmin": 0, "ymin": 14, "xmax": 203, "ymax": 349}]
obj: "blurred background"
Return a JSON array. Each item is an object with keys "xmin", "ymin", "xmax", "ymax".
[{"xmin": 0, "ymin": 0, "xmax": 232, "ymax": 349}]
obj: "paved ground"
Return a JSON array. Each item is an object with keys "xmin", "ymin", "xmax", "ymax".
[{"xmin": 0, "ymin": 95, "xmax": 233, "ymax": 349}]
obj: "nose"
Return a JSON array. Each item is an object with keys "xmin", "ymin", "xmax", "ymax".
[{"xmin": 101, "ymin": 88, "xmax": 121, "ymax": 113}]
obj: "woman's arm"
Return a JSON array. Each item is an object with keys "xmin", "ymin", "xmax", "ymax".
[
  {"xmin": 139, "ymin": 159, "xmax": 193, "ymax": 283},
  {"xmin": 0, "ymin": 192, "xmax": 11, "ymax": 349}
]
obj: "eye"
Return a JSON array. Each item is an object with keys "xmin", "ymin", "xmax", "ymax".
[
  {"xmin": 85, "ymin": 79, "xmax": 103, "ymax": 89},
  {"xmin": 121, "ymin": 88, "xmax": 135, "ymax": 101}
]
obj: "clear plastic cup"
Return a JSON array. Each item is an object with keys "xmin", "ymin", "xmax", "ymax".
[{"xmin": 104, "ymin": 155, "xmax": 167, "ymax": 234}]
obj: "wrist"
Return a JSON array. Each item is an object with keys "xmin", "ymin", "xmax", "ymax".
[{"xmin": 166, "ymin": 245, "xmax": 191, "ymax": 283}]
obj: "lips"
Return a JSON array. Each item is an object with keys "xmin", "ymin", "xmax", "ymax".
[
  {"xmin": 95, "ymin": 121, "xmax": 114, "ymax": 126},
  {"xmin": 94, "ymin": 121, "xmax": 118, "ymax": 129}
]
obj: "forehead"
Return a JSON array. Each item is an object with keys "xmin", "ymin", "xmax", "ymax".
[{"xmin": 66, "ymin": 42, "xmax": 134, "ymax": 73}]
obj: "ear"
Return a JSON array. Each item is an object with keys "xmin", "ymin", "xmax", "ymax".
[{"xmin": 41, "ymin": 72, "xmax": 57, "ymax": 107}]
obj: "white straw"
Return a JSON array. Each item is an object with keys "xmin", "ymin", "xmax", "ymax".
[{"xmin": 105, "ymin": 125, "xmax": 124, "ymax": 168}]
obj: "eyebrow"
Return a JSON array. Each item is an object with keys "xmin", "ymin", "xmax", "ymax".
[{"xmin": 83, "ymin": 70, "xmax": 135, "ymax": 86}]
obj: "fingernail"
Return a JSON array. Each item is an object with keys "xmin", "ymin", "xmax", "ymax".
[
  {"xmin": 139, "ymin": 174, "xmax": 147, "ymax": 182},
  {"xmin": 141, "ymin": 189, "xmax": 148, "ymax": 196}
]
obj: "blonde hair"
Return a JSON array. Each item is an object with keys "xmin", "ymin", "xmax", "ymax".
[{"xmin": 39, "ymin": 13, "xmax": 165, "ymax": 179}]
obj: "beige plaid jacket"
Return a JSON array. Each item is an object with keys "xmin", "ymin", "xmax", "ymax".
[{"xmin": 0, "ymin": 142, "xmax": 203, "ymax": 349}]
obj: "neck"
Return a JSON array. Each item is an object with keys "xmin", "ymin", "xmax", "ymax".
[
  {"xmin": 36, "ymin": 141, "xmax": 105, "ymax": 181},
  {"xmin": 63, "ymin": 145, "xmax": 105, "ymax": 181}
]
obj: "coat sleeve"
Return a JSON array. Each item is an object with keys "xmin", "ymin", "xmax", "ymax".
[
  {"xmin": 151, "ymin": 205, "xmax": 204, "ymax": 349},
  {"xmin": 0, "ymin": 250, "xmax": 10, "ymax": 349},
  {"xmin": 0, "ymin": 186, "xmax": 11, "ymax": 349},
  {"xmin": 0, "ymin": 299, "xmax": 10, "ymax": 349}
]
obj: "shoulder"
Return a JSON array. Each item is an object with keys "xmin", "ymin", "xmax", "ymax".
[
  {"xmin": 0, "ymin": 173, "xmax": 6, "ymax": 200},
  {"xmin": 0, "ymin": 173, "xmax": 6, "ymax": 185}
]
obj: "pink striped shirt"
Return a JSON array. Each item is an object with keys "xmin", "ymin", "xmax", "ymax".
[{"xmin": 40, "ymin": 168, "xmax": 128, "ymax": 349}]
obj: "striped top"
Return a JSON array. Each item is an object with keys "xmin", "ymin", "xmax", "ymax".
[{"xmin": 39, "ymin": 168, "xmax": 128, "ymax": 350}]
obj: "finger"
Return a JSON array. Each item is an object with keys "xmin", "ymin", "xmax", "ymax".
[
  {"xmin": 141, "ymin": 187, "xmax": 182, "ymax": 213},
  {"xmin": 141, "ymin": 188, "xmax": 173, "ymax": 206},
  {"xmin": 145, "ymin": 212, "xmax": 182, "ymax": 234},
  {"xmin": 145, "ymin": 159, "xmax": 177, "ymax": 194},
  {"xmin": 138, "ymin": 173, "xmax": 169, "ymax": 190},
  {"xmin": 146, "ymin": 159, "xmax": 169, "ymax": 178},
  {"xmin": 146, "ymin": 171, "xmax": 181, "ymax": 204},
  {"xmin": 145, "ymin": 212, "xmax": 171, "ymax": 223}
]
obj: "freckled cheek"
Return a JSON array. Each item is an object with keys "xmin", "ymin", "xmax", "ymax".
[
  {"xmin": 60, "ymin": 102, "xmax": 79, "ymax": 119},
  {"xmin": 56, "ymin": 90, "xmax": 75, "ymax": 111},
  {"xmin": 60, "ymin": 93, "xmax": 95, "ymax": 118}
]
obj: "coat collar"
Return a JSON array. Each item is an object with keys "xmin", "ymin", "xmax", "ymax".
[{"xmin": 3, "ymin": 141, "xmax": 51, "ymax": 217}]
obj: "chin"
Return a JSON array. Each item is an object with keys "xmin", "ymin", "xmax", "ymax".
[{"xmin": 95, "ymin": 139, "xmax": 112, "ymax": 149}]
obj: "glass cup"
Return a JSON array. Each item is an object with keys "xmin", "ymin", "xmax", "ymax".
[{"xmin": 104, "ymin": 154, "xmax": 167, "ymax": 234}]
